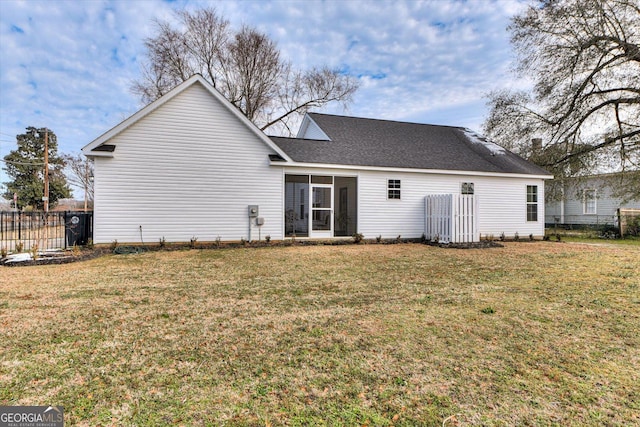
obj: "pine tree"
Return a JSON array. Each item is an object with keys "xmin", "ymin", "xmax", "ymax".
[{"xmin": 2, "ymin": 127, "xmax": 71, "ymax": 210}]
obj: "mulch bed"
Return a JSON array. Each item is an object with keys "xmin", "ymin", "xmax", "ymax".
[
  {"xmin": 2, "ymin": 237, "xmax": 508, "ymax": 267},
  {"xmin": 1, "ymin": 248, "xmax": 111, "ymax": 267},
  {"xmin": 426, "ymin": 240, "xmax": 504, "ymax": 249}
]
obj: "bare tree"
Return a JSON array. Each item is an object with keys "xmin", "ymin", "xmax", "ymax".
[
  {"xmin": 226, "ymin": 26, "xmax": 283, "ymax": 123},
  {"xmin": 484, "ymin": 0, "xmax": 640, "ymax": 198},
  {"xmin": 132, "ymin": 7, "xmax": 359, "ymax": 134},
  {"xmin": 63, "ymin": 153, "xmax": 94, "ymax": 211}
]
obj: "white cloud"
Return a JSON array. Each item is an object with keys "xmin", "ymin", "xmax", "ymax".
[
  {"xmin": 1, "ymin": 0, "xmax": 528, "ymax": 194},
  {"xmin": 208, "ymin": 0, "xmax": 528, "ymax": 130}
]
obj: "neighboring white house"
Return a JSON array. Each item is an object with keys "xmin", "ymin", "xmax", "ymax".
[
  {"xmin": 545, "ymin": 172, "xmax": 640, "ymax": 227},
  {"xmin": 83, "ymin": 75, "xmax": 553, "ymax": 244}
]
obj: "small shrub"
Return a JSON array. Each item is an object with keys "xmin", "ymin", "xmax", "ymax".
[
  {"xmin": 396, "ymin": 235, "xmax": 402, "ymax": 243},
  {"xmin": 487, "ymin": 234, "xmax": 495, "ymax": 242},
  {"xmin": 189, "ymin": 236, "xmax": 198, "ymax": 249},
  {"xmin": 352, "ymin": 233, "xmax": 364, "ymax": 244},
  {"xmin": 159, "ymin": 236, "xmax": 166, "ymax": 248},
  {"xmin": 421, "ymin": 233, "xmax": 426, "ymax": 242},
  {"xmin": 215, "ymin": 236, "xmax": 222, "ymax": 247},
  {"xmin": 265, "ymin": 235, "xmax": 271, "ymax": 243},
  {"xmin": 240, "ymin": 237, "xmax": 247, "ymax": 246},
  {"xmin": 31, "ymin": 244, "xmax": 39, "ymax": 260},
  {"xmin": 514, "ymin": 232, "xmax": 520, "ymax": 242},
  {"xmin": 529, "ymin": 233, "xmax": 534, "ymax": 241},
  {"xmin": 72, "ymin": 244, "xmax": 81, "ymax": 256},
  {"xmin": 555, "ymin": 234, "xmax": 562, "ymax": 242},
  {"xmin": 16, "ymin": 241, "xmax": 24, "ymax": 253},
  {"xmin": 599, "ymin": 224, "xmax": 619, "ymax": 239},
  {"xmin": 0, "ymin": 247, "xmax": 7, "ymax": 258},
  {"xmin": 110, "ymin": 240, "xmax": 118, "ymax": 251},
  {"xmin": 481, "ymin": 307, "xmax": 495, "ymax": 314},
  {"xmin": 625, "ymin": 215, "xmax": 640, "ymax": 236},
  {"xmin": 543, "ymin": 234, "xmax": 550, "ymax": 241},
  {"xmin": 499, "ymin": 232, "xmax": 505, "ymax": 242},
  {"xmin": 376, "ymin": 235, "xmax": 382, "ymax": 243},
  {"xmin": 86, "ymin": 239, "xmax": 94, "ymax": 249}
]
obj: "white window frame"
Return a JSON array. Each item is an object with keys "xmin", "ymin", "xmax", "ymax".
[
  {"xmin": 583, "ymin": 189, "xmax": 597, "ymax": 215},
  {"xmin": 461, "ymin": 182, "xmax": 474, "ymax": 195},
  {"xmin": 526, "ymin": 185, "xmax": 538, "ymax": 222},
  {"xmin": 388, "ymin": 179, "xmax": 401, "ymax": 199}
]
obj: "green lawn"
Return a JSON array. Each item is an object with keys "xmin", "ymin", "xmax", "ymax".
[
  {"xmin": 557, "ymin": 235, "xmax": 640, "ymax": 246},
  {"xmin": 1, "ymin": 242, "xmax": 639, "ymax": 426},
  {"xmin": 545, "ymin": 227, "xmax": 640, "ymax": 246}
]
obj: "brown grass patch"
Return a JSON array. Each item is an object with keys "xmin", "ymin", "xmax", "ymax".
[{"xmin": 1, "ymin": 242, "xmax": 639, "ymax": 425}]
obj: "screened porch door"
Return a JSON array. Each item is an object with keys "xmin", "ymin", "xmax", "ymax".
[{"xmin": 310, "ymin": 184, "xmax": 333, "ymax": 238}]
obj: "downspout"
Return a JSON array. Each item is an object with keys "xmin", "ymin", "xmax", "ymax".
[{"xmin": 560, "ymin": 180, "xmax": 565, "ymax": 224}]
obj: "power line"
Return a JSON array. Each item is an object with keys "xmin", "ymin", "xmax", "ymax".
[{"xmin": 0, "ymin": 158, "xmax": 46, "ymax": 166}]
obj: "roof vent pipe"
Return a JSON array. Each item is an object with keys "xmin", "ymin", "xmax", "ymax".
[{"xmin": 531, "ymin": 138, "xmax": 543, "ymax": 152}]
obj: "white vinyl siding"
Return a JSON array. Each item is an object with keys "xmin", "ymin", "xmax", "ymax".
[
  {"xmin": 359, "ymin": 172, "xmax": 545, "ymax": 239},
  {"xmin": 297, "ymin": 117, "xmax": 330, "ymax": 140},
  {"xmin": 92, "ymin": 82, "xmax": 283, "ymax": 244},
  {"xmin": 285, "ymin": 167, "xmax": 546, "ymax": 239}
]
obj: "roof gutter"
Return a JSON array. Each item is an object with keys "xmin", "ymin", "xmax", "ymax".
[{"xmin": 269, "ymin": 160, "xmax": 554, "ymax": 180}]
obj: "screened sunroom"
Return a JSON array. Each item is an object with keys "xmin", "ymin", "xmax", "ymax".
[{"xmin": 284, "ymin": 174, "xmax": 357, "ymax": 238}]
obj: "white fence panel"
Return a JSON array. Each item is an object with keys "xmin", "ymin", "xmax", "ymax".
[
  {"xmin": 425, "ymin": 194, "xmax": 451, "ymax": 243},
  {"xmin": 425, "ymin": 194, "xmax": 478, "ymax": 243}
]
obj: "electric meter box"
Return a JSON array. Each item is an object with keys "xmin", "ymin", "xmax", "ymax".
[{"xmin": 248, "ymin": 205, "xmax": 259, "ymax": 218}]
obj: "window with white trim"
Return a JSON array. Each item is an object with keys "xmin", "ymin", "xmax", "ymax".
[
  {"xmin": 388, "ymin": 179, "xmax": 401, "ymax": 199},
  {"xmin": 583, "ymin": 189, "xmax": 596, "ymax": 214},
  {"xmin": 526, "ymin": 185, "xmax": 538, "ymax": 222},
  {"xmin": 461, "ymin": 182, "xmax": 474, "ymax": 195}
]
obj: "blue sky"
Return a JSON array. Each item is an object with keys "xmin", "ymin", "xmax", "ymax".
[{"xmin": 0, "ymin": 0, "xmax": 529, "ymax": 198}]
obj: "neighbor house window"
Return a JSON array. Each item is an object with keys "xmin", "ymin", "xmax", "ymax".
[
  {"xmin": 388, "ymin": 179, "xmax": 401, "ymax": 199},
  {"xmin": 583, "ymin": 189, "xmax": 596, "ymax": 214},
  {"xmin": 461, "ymin": 182, "xmax": 474, "ymax": 195},
  {"xmin": 527, "ymin": 185, "xmax": 538, "ymax": 222}
]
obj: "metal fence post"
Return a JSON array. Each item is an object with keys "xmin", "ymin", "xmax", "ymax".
[{"xmin": 64, "ymin": 211, "xmax": 68, "ymax": 250}]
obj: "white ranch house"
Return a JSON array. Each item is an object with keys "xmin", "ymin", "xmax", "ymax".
[
  {"xmin": 545, "ymin": 172, "xmax": 640, "ymax": 228},
  {"xmin": 83, "ymin": 75, "xmax": 552, "ymax": 244}
]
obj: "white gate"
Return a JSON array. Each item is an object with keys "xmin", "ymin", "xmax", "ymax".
[{"xmin": 424, "ymin": 194, "xmax": 478, "ymax": 243}]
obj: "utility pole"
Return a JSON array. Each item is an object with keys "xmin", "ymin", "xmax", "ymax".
[
  {"xmin": 42, "ymin": 129, "xmax": 49, "ymax": 251},
  {"xmin": 43, "ymin": 129, "xmax": 49, "ymax": 214},
  {"xmin": 83, "ymin": 159, "xmax": 88, "ymax": 212}
]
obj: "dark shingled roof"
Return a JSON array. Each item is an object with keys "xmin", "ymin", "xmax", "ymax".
[{"xmin": 270, "ymin": 113, "xmax": 551, "ymax": 176}]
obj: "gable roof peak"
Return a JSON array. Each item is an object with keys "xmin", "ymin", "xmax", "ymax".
[{"xmin": 83, "ymin": 74, "xmax": 292, "ymax": 161}]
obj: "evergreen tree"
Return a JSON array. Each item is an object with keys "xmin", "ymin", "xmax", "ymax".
[{"xmin": 2, "ymin": 127, "xmax": 71, "ymax": 210}]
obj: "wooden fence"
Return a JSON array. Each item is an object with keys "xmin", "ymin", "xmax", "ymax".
[
  {"xmin": 618, "ymin": 208, "xmax": 640, "ymax": 236},
  {"xmin": 424, "ymin": 194, "xmax": 478, "ymax": 243}
]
